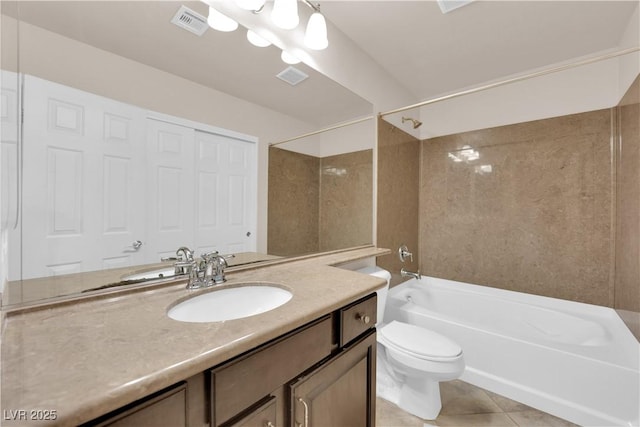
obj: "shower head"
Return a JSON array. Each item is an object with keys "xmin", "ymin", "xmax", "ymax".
[{"xmin": 402, "ymin": 116, "xmax": 423, "ymax": 129}]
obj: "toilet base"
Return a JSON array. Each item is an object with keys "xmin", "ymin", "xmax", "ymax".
[
  {"xmin": 399, "ymin": 376, "xmax": 442, "ymax": 420},
  {"xmin": 376, "ymin": 359, "xmax": 445, "ymax": 420}
]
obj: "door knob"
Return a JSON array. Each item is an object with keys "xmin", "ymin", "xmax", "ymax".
[{"xmin": 356, "ymin": 312, "xmax": 371, "ymax": 324}]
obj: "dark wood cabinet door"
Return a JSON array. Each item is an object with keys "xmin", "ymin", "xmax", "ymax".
[
  {"xmin": 290, "ymin": 330, "xmax": 376, "ymax": 427},
  {"xmin": 89, "ymin": 383, "xmax": 188, "ymax": 427}
]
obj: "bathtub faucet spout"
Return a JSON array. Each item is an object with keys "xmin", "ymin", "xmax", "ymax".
[{"xmin": 401, "ymin": 268, "xmax": 421, "ymax": 280}]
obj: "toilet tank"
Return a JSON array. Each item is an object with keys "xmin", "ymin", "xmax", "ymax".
[{"xmin": 356, "ymin": 266, "xmax": 391, "ymax": 326}]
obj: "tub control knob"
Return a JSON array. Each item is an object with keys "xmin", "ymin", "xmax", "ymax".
[{"xmin": 356, "ymin": 312, "xmax": 371, "ymax": 324}]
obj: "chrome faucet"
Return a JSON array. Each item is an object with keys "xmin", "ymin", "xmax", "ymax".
[
  {"xmin": 401, "ymin": 268, "xmax": 421, "ymax": 280},
  {"xmin": 162, "ymin": 246, "xmax": 195, "ymax": 276},
  {"xmin": 176, "ymin": 246, "xmax": 194, "ymax": 262},
  {"xmin": 186, "ymin": 251, "xmax": 236, "ymax": 290},
  {"xmin": 212, "ymin": 252, "xmax": 236, "ymax": 284}
]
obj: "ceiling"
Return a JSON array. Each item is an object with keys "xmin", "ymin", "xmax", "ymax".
[
  {"xmin": 322, "ymin": 1, "xmax": 639, "ymax": 102},
  {"xmin": 8, "ymin": 1, "xmax": 640, "ymax": 127}
]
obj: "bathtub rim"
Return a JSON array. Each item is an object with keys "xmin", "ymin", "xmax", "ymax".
[{"xmin": 388, "ymin": 275, "xmax": 639, "ymax": 366}]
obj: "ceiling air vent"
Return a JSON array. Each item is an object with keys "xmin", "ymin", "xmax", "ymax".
[
  {"xmin": 276, "ymin": 66, "xmax": 309, "ymax": 86},
  {"xmin": 171, "ymin": 5, "xmax": 208, "ymax": 36}
]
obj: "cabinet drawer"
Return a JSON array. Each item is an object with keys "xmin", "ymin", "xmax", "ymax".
[
  {"xmin": 211, "ymin": 315, "xmax": 332, "ymax": 426},
  {"xmin": 86, "ymin": 383, "xmax": 187, "ymax": 427},
  {"xmin": 340, "ymin": 293, "xmax": 376, "ymax": 347}
]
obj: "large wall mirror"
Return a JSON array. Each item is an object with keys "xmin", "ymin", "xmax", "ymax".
[
  {"xmin": 268, "ymin": 119, "xmax": 374, "ymax": 257},
  {"xmin": 0, "ymin": 1, "xmax": 374, "ymax": 307}
]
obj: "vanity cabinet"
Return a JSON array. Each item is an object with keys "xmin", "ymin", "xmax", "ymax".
[
  {"xmin": 83, "ymin": 293, "xmax": 377, "ymax": 427},
  {"xmin": 210, "ymin": 315, "xmax": 334, "ymax": 426},
  {"xmin": 290, "ymin": 331, "xmax": 376, "ymax": 427}
]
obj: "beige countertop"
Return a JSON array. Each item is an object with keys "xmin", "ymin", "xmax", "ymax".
[{"xmin": 1, "ymin": 247, "xmax": 389, "ymax": 426}]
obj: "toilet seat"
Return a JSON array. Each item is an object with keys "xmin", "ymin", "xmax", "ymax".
[{"xmin": 379, "ymin": 321, "xmax": 462, "ymax": 361}]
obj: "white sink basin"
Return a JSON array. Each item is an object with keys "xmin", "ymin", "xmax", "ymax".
[
  {"xmin": 122, "ymin": 267, "xmax": 176, "ymax": 281},
  {"xmin": 168, "ymin": 284, "xmax": 293, "ymax": 323}
]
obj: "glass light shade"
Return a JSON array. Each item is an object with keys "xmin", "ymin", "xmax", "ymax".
[
  {"xmin": 247, "ymin": 30, "xmax": 271, "ymax": 47},
  {"xmin": 207, "ymin": 6, "xmax": 238, "ymax": 32},
  {"xmin": 235, "ymin": 0, "xmax": 266, "ymax": 11},
  {"xmin": 271, "ymin": 0, "xmax": 299, "ymax": 30},
  {"xmin": 304, "ymin": 12, "xmax": 328, "ymax": 50},
  {"xmin": 281, "ymin": 50, "xmax": 301, "ymax": 65}
]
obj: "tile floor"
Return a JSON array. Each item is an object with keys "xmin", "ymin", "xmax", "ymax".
[{"xmin": 376, "ymin": 380, "xmax": 580, "ymax": 427}]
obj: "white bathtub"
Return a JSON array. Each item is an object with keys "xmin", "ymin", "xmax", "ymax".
[{"xmin": 384, "ymin": 276, "xmax": 640, "ymax": 427}]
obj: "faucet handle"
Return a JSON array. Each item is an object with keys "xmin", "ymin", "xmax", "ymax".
[
  {"xmin": 174, "ymin": 259, "xmax": 196, "ymax": 277},
  {"xmin": 200, "ymin": 251, "xmax": 220, "ymax": 263},
  {"xmin": 398, "ymin": 245, "xmax": 413, "ymax": 263}
]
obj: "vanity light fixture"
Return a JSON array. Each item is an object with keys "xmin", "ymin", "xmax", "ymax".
[
  {"xmin": 281, "ymin": 50, "xmax": 301, "ymax": 64},
  {"xmin": 271, "ymin": 0, "xmax": 299, "ymax": 30},
  {"xmin": 207, "ymin": 6, "xmax": 239, "ymax": 32},
  {"xmin": 247, "ymin": 29, "xmax": 271, "ymax": 47},
  {"xmin": 304, "ymin": 5, "xmax": 328, "ymax": 50}
]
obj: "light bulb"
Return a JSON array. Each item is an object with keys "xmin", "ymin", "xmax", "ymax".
[
  {"xmin": 247, "ymin": 30, "xmax": 271, "ymax": 47},
  {"xmin": 207, "ymin": 6, "xmax": 238, "ymax": 32},
  {"xmin": 271, "ymin": 0, "xmax": 299, "ymax": 30},
  {"xmin": 235, "ymin": 0, "xmax": 266, "ymax": 11},
  {"xmin": 281, "ymin": 50, "xmax": 301, "ymax": 65},
  {"xmin": 304, "ymin": 12, "xmax": 328, "ymax": 50}
]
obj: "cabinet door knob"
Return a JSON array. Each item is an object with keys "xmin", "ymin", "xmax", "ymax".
[{"xmin": 356, "ymin": 312, "xmax": 371, "ymax": 324}]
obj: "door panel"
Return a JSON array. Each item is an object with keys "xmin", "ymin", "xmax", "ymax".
[
  {"xmin": 21, "ymin": 76, "xmax": 146, "ymax": 279},
  {"xmin": 194, "ymin": 130, "xmax": 256, "ymax": 255},
  {"xmin": 145, "ymin": 119, "xmax": 195, "ymax": 263}
]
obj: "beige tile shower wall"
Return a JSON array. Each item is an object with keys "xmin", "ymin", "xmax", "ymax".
[
  {"xmin": 377, "ymin": 118, "xmax": 421, "ymax": 287},
  {"xmin": 319, "ymin": 150, "xmax": 373, "ymax": 252},
  {"xmin": 615, "ymin": 76, "xmax": 640, "ymax": 337},
  {"xmin": 420, "ymin": 110, "xmax": 614, "ymax": 306},
  {"xmin": 267, "ymin": 147, "xmax": 320, "ymax": 256}
]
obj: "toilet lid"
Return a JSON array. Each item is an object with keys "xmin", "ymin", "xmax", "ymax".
[{"xmin": 380, "ymin": 321, "xmax": 462, "ymax": 360}]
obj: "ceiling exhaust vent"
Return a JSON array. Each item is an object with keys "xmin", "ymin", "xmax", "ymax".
[
  {"xmin": 171, "ymin": 5, "xmax": 208, "ymax": 36},
  {"xmin": 276, "ymin": 66, "xmax": 309, "ymax": 86}
]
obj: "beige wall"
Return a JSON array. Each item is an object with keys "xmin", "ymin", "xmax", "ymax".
[
  {"xmin": 319, "ymin": 150, "xmax": 373, "ymax": 252},
  {"xmin": 268, "ymin": 148, "xmax": 320, "ymax": 256},
  {"xmin": 419, "ymin": 109, "xmax": 614, "ymax": 306},
  {"xmin": 615, "ymin": 76, "xmax": 640, "ymax": 338},
  {"xmin": 268, "ymin": 148, "xmax": 373, "ymax": 257},
  {"xmin": 376, "ymin": 118, "xmax": 420, "ymax": 287}
]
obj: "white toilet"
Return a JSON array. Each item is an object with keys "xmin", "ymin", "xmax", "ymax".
[{"xmin": 357, "ymin": 266, "xmax": 465, "ymax": 420}]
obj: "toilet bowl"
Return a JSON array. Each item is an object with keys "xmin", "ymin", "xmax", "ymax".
[{"xmin": 357, "ymin": 266, "xmax": 465, "ymax": 420}]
